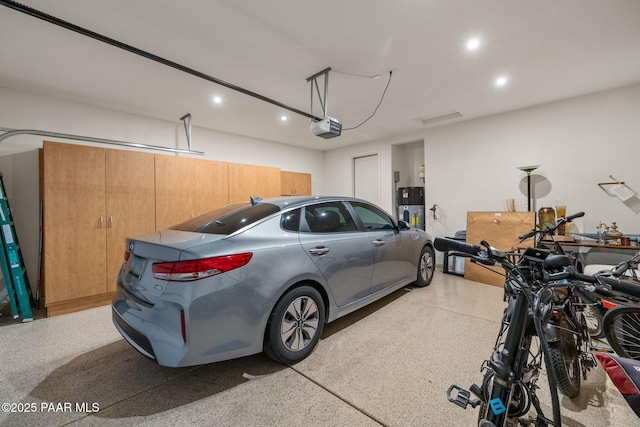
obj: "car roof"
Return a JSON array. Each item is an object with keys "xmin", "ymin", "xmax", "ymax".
[{"xmin": 257, "ymin": 196, "xmax": 372, "ymax": 210}]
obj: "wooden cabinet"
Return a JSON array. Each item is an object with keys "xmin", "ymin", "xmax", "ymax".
[
  {"xmin": 281, "ymin": 171, "xmax": 311, "ymax": 196},
  {"xmin": 465, "ymin": 211, "xmax": 535, "ymax": 286},
  {"xmin": 228, "ymin": 163, "xmax": 281, "ymax": 203},
  {"xmin": 155, "ymin": 157, "xmax": 229, "ymax": 230},
  {"xmin": 154, "ymin": 156, "xmax": 196, "ymax": 230},
  {"xmin": 105, "ymin": 150, "xmax": 156, "ymax": 291},
  {"xmin": 41, "ymin": 143, "xmax": 285, "ymax": 316},
  {"xmin": 194, "ymin": 159, "xmax": 229, "ymax": 215},
  {"xmin": 42, "ymin": 142, "xmax": 155, "ymax": 315}
]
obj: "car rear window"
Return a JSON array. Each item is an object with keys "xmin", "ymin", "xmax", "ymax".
[{"xmin": 170, "ymin": 202, "xmax": 280, "ymax": 234}]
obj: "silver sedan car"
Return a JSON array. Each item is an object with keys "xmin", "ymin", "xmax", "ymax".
[{"xmin": 112, "ymin": 196, "xmax": 435, "ymax": 367}]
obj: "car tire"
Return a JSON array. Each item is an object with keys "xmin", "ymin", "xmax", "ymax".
[
  {"xmin": 264, "ymin": 285, "xmax": 325, "ymax": 365},
  {"xmin": 415, "ymin": 245, "xmax": 435, "ymax": 287}
]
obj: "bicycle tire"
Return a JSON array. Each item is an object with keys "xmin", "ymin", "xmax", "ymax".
[
  {"xmin": 574, "ymin": 292, "xmax": 604, "ymax": 338},
  {"xmin": 547, "ymin": 316, "xmax": 581, "ymax": 398},
  {"xmin": 603, "ymin": 305, "xmax": 640, "ymax": 360}
]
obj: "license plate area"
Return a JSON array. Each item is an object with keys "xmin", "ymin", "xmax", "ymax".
[{"xmin": 129, "ymin": 254, "xmax": 145, "ymax": 279}]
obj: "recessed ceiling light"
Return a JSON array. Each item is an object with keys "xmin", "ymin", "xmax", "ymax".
[
  {"xmin": 466, "ymin": 38, "xmax": 480, "ymax": 51},
  {"xmin": 495, "ymin": 76, "xmax": 508, "ymax": 87},
  {"xmin": 280, "ymin": 115, "xmax": 288, "ymax": 122},
  {"xmin": 212, "ymin": 95, "xmax": 222, "ymax": 104}
]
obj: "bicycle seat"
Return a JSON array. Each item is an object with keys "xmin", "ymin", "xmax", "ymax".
[{"xmin": 544, "ymin": 254, "xmax": 572, "ymax": 269}]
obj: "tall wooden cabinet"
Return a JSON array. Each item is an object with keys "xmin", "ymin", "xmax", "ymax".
[
  {"xmin": 228, "ymin": 163, "xmax": 281, "ymax": 203},
  {"xmin": 42, "ymin": 141, "xmax": 155, "ymax": 316},
  {"xmin": 155, "ymin": 157, "xmax": 229, "ymax": 230}
]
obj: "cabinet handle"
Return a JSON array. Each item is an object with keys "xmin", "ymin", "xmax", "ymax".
[
  {"xmin": 98, "ymin": 216, "xmax": 103, "ymax": 228},
  {"xmin": 108, "ymin": 216, "xmax": 113, "ymax": 228}
]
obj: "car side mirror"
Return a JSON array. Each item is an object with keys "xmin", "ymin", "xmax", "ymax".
[{"xmin": 397, "ymin": 220, "xmax": 410, "ymax": 231}]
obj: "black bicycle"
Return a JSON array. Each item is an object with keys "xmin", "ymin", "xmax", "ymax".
[
  {"xmin": 436, "ymin": 237, "xmax": 597, "ymax": 427},
  {"xmin": 516, "ymin": 211, "xmax": 594, "ymax": 398}
]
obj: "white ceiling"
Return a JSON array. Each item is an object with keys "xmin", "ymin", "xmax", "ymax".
[{"xmin": 1, "ymin": 0, "xmax": 640, "ymax": 151}]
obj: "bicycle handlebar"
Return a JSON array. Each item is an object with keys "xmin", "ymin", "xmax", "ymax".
[
  {"xmin": 434, "ymin": 237, "xmax": 482, "ymax": 256},
  {"xmin": 598, "ymin": 276, "xmax": 640, "ymax": 299},
  {"xmin": 518, "ymin": 211, "xmax": 585, "ymax": 240}
]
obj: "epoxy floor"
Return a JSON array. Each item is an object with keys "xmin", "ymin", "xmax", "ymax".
[{"xmin": 0, "ymin": 272, "xmax": 636, "ymax": 426}]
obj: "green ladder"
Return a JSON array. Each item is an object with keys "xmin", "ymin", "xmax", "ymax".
[{"xmin": 0, "ymin": 173, "xmax": 33, "ymax": 322}]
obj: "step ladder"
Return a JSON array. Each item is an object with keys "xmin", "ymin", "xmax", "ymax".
[{"xmin": 0, "ymin": 173, "xmax": 33, "ymax": 322}]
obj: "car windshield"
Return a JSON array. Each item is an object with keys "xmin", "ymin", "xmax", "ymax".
[{"xmin": 170, "ymin": 202, "xmax": 280, "ymax": 234}]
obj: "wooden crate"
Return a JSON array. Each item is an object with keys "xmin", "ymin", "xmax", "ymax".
[{"xmin": 465, "ymin": 211, "xmax": 536, "ymax": 286}]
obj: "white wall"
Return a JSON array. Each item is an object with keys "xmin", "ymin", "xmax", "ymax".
[
  {"xmin": 323, "ymin": 83, "xmax": 640, "ymax": 242},
  {"xmin": 0, "ymin": 87, "xmax": 324, "ymax": 296}
]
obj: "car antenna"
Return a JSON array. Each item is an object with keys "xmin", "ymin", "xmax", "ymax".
[{"xmin": 250, "ymin": 196, "xmax": 263, "ymax": 206}]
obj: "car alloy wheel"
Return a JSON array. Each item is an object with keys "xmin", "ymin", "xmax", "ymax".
[
  {"xmin": 416, "ymin": 246, "xmax": 435, "ymax": 287},
  {"xmin": 280, "ymin": 295, "xmax": 319, "ymax": 351},
  {"xmin": 264, "ymin": 285, "xmax": 325, "ymax": 364}
]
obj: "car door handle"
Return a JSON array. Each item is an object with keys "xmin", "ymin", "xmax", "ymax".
[
  {"xmin": 372, "ymin": 240, "xmax": 386, "ymax": 247},
  {"xmin": 309, "ymin": 247, "xmax": 330, "ymax": 256}
]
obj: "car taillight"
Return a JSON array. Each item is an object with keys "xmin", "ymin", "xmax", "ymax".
[
  {"xmin": 124, "ymin": 251, "xmax": 131, "ymax": 262},
  {"xmin": 152, "ymin": 252, "xmax": 253, "ymax": 281}
]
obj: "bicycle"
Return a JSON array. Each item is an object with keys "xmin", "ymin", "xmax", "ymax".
[
  {"xmin": 575, "ymin": 252, "xmax": 640, "ymax": 338},
  {"xmin": 436, "ymin": 237, "xmax": 597, "ymax": 426},
  {"xmin": 517, "ymin": 211, "xmax": 598, "ymax": 398}
]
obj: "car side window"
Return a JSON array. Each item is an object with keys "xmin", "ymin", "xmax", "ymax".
[
  {"xmin": 304, "ymin": 202, "xmax": 357, "ymax": 233},
  {"xmin": 281, "ymin": 209, "xmax": 301, "ymax": 232},
  {"xmin": 351, "ymin": 202, "xmax": 395, "ymax": 231}
]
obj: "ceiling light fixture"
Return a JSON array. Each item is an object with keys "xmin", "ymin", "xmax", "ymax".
[
  {"xmin": 495, "ymin": 76, "xmax": 508, "ymax": 87},
  {"xmin": 280, "ymin": 115, "xmax": 288, "ymax": 122},
  {"xmin": 212, "ymin": 95, "xmax": 222, "ymax": 104},
  {"xmin": 466, "ymin": 38, "xmax": 480, "ymax": 51}
]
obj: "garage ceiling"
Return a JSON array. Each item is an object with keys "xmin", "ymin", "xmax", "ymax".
[{"xmin": 1, "ymin": 0, "xmax": 640, "ymax": 151}]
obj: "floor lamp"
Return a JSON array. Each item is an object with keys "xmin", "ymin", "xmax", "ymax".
[{"xmin": 518, "ymin": 165, "xmax": 540, "ymax": 212}]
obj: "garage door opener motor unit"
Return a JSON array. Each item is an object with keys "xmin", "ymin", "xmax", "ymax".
[{"xmin": 307, "ymin": 67, "xmax": 342, "ymax": 139}]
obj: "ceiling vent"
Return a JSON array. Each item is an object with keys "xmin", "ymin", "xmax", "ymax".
[{"xmin": 414, "ymin": 111, "xmax": 463, "ymax": 126}]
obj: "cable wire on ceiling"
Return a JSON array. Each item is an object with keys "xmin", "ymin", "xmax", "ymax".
[{"xmin": 343, "ymin": 70, "xmax": 393, "ymax": 131}]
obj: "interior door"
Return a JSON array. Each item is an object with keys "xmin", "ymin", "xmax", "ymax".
[{"xmin": 354, "ymin": 154, "xmax": 379, "ymax": 205}]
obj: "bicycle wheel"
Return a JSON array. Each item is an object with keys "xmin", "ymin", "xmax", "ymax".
[
  {"xmin": 603, "ymin": 305, "xmax": 640, "ymax": 360},
  {"xmin": 582, "ymin": 302, "xmax": 604, "ymax": 338},
  {"xmin": 547, "ymin": 316, "xmax": 581, "ymax": 398}
]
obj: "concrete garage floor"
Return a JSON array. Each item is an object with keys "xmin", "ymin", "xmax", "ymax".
[{"xmin": 0, "ymin": 272, "xmax": 636, "ymax": 426}]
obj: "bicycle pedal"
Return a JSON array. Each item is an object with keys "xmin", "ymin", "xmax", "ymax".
[
  {"xmin": 447, "ymin": 384, "xmax": 481, "ymax": 409},
  {"xmin": 582, "ymin": 353, "xmax": 597, "ymax": 369}
]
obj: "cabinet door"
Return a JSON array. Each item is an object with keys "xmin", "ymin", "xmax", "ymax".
[
  {"xmin": 105, "ymin": 150, "xmax": 156, "ymax": 292},
  {"xmin": 281, "ymin": 171, "xmax": 296, "ymax": 195},
  {"xmin": 195, "ymin": 159, "xmax": 228, "ymax": 215},
  {"xmin": 229, "ymin": 163, "xmax": 281, "ymax": 203},
  {"xmin": 155, "ymin": 155, "xmax": 197, "ymax": 230},
  {"xmin": 281, "ymin": 171, "xmax": 311, "ymax": 196},
  {"xmin": 43, "ymin": 142, "xmax": 107, "ymax": 303},
  {"xmin": 294, "ymin": 172, "xmax": 311, "ymax": 195}
]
